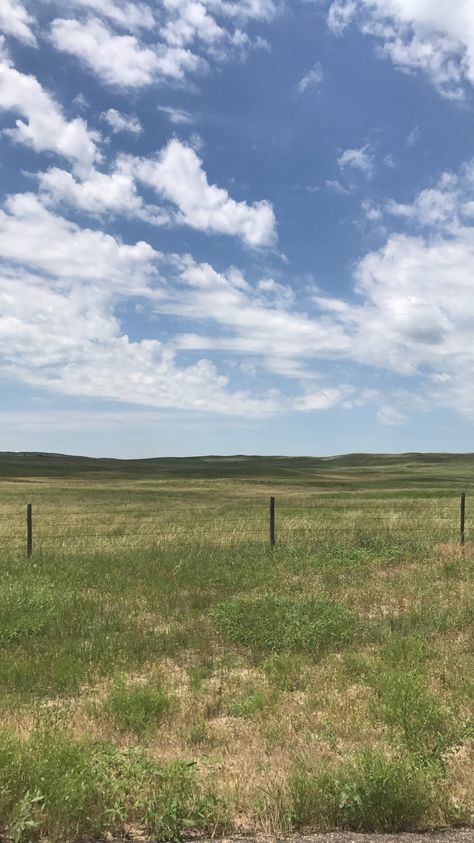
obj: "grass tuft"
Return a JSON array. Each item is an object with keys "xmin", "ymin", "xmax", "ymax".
[
  {"xmin": 210, "ymin": 594, "xmax": 357, "ymax": 655},
  {"xmin": 98, "ymin": 682, "xmax": 173, "ymax": 735}
]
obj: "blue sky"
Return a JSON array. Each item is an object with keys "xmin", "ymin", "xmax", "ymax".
[{"xmin": 1, "ymin": 0, "xmax": 474, "ymax": 457}]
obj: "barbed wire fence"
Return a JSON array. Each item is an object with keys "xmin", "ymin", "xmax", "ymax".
[{"xmin": 0, "ymin": 492, "xmax": 467, "ymax": 557}]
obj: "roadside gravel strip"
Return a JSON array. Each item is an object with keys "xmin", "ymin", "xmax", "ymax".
[{"xmin": 199, "ymin": 833, "xmax": 474, "ymax": 843}]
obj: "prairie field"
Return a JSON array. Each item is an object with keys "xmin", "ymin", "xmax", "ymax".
[{"xmin": 0, "ymin": 452, "xmax": 473, "ymax": 842}]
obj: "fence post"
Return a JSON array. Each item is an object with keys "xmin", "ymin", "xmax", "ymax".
[
  {"xmin": 460, "ymin": 492, "xmax": 466, "ymax": 546},
  {"xmin": 27, "ymin": 503, "xmax": 33, "ymax": 558},
  {"xmin": 269, "ymin": 496, "xmax": 275, "ymax": 547}
]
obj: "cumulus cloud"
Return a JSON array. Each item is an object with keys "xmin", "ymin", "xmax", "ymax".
[
  {"xmin": 0, "ymin": 45, "xmax": 99, "ymax": 174},
  {"xmin": 168, "ymin": 159, "xmax": 474, "ymax": 419},
  {"xmin": 102, "ymin": 108, "xmax": 142, "ymax": 134},
  {"xmin": 64, "ymin": 0, "xmax": 156, "ymax": 31},
  {"xmin": 50, "ymin": 0, "xmax": 278, "ymax": 89},
  {"xmin": 134, "ymin": 139, "xmax": 277, "ymax": 247},
  {"xmin": 0, "ymin": 0, "xmax": 36, "ymax": 45},
  {"xmin": 34, "ymin": 137, "xmax": 276, "ymax": 245},
  {"xmin": 384, "ymin": 164, "xmax": 474, "ymax": 229},
  {"xmin": 0, "ymin": 192, "xmax": 158, "ymax": 291},
  {"xmin": 50, "ymin": 17, "xmax": 204, "ymax": 88},
  {"xmin": 327, "ymin": 0, "xmax": 474, "ymax": 97},
  {"xmin": 337, "ymin": 144, "xmax": 374, "ymax": 178},
  {"xmin": 4, "ymin": 161, "xmax": 474, "ymax": 419},
  {"xmin": 0, "ymin": 192, "xmax": 281, "ymax": 416},
  {"xmin": 297, "ymin": 62, "xmax": 324, "ymax": 93},
  {"xmin": 37, "ymin": 161, "xmax": 170, "ymax": 225},
  {"xmin": 0, "ymin": 264, "xmax": 278, "ymax": 415}
]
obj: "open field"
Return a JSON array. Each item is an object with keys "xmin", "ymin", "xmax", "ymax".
[{"xmin": 0, "ymin": 452, "xmax": 473, "ymax": 841}]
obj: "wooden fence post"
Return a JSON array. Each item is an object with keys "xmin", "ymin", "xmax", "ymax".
[
  {"xmin": 460, "ymin": 492, "xmax": 466, "ymax": 546},
  {"xmin": 27, "ymin": 503, "xmax": 33, "ymax": 558},
  {"xmin": 269, "ymin": 496, "xmax": 275, "ymax": 547}
]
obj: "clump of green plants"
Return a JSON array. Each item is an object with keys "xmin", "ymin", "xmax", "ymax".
[
  {"xmin": 290, "ymin": 749, "xmax": 443, "ymax": 832},
  {"xmin": 210, "ymin": 594, "xmax": 357, "ymax": 655},
  {"xmin": 0, "ymin": 726, "xmax": 227, "ymax": 842},
  {"xmin": 10, "ymin": 790, "xmax": 44, "ymax": 843},
  {"xmin": 374, "ymin": 669, "xmax": 454, "ymax": 760},
  {"xmin": 99, "ymin": 682, "xmax": 173, "ymax": 735},
  {"xmin": 0, "ymin": 577, "xmax": 61, "ymax": 644},
  {"xmin": 228, "ymin": 691, "xmax": 266, "ymax": 718}
]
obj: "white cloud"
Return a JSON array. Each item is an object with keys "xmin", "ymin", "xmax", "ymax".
[
  {"xmin": 328, "ymin": 0, "xmax": 357, "ymax": 34},
  {"xmin": 384, "ymin": 165, "xmax": 473, "ymax": 229},
  {"xmin": 377, "ymin": 406, "xmax": 406, "ymax": 425},
  {"xmin": 5, "ymin": 162, "xmax": 474, "ymax": 420},
  {"xmin": 134, "ymin": 139, "xmax": 277, "ymax": 247},
  {"xmin": 50, "ymin": 0, "xmax": 279, "ymax": 90},
  {"xmin": 327, "ymin": 0, "xmax": 474, "ymax": 97},
  {"xmin": 0, "ymin": 46, "xmax": 99, "ymax": 174},
  {"xmin": 160, "ymin": 0, "xmax": 227, "ymax": 49},
  {"xmin": 406, "ymin": 126, "xmax": 420, "ymax": 147},
  {"xmin": 64, "ymin": 0, "xmax": 156, "ymax": 31},
  {"xmin": 37, "ymin": 162, "xmax": 169, "ymax": 225},
  {"xmin": 50, "ymin": 17, "xmax": 204, "ymax": 88},
  {"xmin": 312, "ymin": 161, "xmax": 474, "ymax": 416},
  {"xmin": 297, "ymin": 62, "xmax": 323, "ymax": 93},
  {"xmin": 0, "ymin": 185, "xmax": 283, "ymax": 417},
  {"xmin": 0, "ymin": 0, "xmax": 36, "ymax": 45},
  {"xmin": 102, "ymin": 108, "xmax": 142, "ymax": 134},
  {"xmin": 325, "ymin": 179, "xmax": 354, "ymax": 196},
  {"xmin": 0, "ymin": 193, "xmax": 158, "ymax": 291},
  {"xmin": 168, "ymin": 260, "xmax": 351, "ymax": 371},
  {"xmin": 157, "ymin": 105, "xmax": 195, "ymax": 124},
  {"xmin": 337, "ymin": 144, "xmax": 374, "ymax": 178},
  {"xmin": 0, "ymin": 265, "xmax": 278, "ymax": 416}
]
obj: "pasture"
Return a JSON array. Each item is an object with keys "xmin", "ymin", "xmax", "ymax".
[{"xmin": 0, "ymin": 452, "xmax": 473, "ymax": 841}]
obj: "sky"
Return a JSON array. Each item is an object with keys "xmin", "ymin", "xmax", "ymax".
[{"xmin": 1, "ymin": 0, "xmax": 474, "ymax": 457}]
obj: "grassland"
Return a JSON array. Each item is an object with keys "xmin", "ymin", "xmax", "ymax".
[{"xmin": 0, "ymin": 452, "xmax": 473, "ymax": 841}]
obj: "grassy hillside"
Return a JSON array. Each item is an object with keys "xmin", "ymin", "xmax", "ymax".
[
  {"xmin": 1, "ymin": 450, "xmax": 474, "ymax": 490},
  {"xmin": 0, "ymin": 451, "xmax": 472, "ymax": 840}
]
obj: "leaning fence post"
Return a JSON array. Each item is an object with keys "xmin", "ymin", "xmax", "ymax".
[
  {"xmin": 27, "ymin": 503, "xmax": 33, "ymax": 558},
  {"xmin": 269, "ymin": 496, "xmax": 275, "ymax": 547},
  {"xmin": 460, "ymin": 492, "xmax": 466, "ymax": 546}
]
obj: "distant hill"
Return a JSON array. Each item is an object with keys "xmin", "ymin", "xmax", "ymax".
[{"xmin": 1, "ymin": 451, "xmax": 473, "ymax": 488}]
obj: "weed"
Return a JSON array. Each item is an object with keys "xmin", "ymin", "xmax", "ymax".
[
  {"xmin": 290, "ymin": 749, "xmax": 442, "ymax": 831},
  {"xmin": 99, "ymin": 683, "xmax": 173, "ymax": 734},
  {"xmin": 229, "ymin": 691, "xmax": 266, "ymax": 718},
  {"xmin": 10, "ymin": 790, "xmax": 44, "ymax": 843},
  {"xmin": 0, "ymin": 727, "xmax": 227, "ymax": 842},
  {"xmin": 373, "ymin": 669, "xmax": 456, "ymax": 760}
]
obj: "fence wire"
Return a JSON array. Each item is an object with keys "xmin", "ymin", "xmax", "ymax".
[{"xmin": 0, "ymin": 493, "xmax": 468, "ymax": 555}]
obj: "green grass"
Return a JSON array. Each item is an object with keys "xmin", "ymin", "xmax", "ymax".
[
  {"xmin": 290, "ymin": 750, "xmax": 444, "ymax": 831},
  {"xmin": 210, "ymin": 594, "xmax": 358, "ymax": 654},
  {"xmin": 0, "ymin": 451, "xmax": 473, "ymax": 839},
  {"xmin": 0, "ymin": 726, "xmax": 226, "ymax": 842},
  {"xmin": 98, "ymin": 683, "xmax": 174, "ymax": 734}
]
